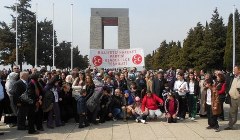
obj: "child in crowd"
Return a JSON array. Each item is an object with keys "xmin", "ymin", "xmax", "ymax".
[
  {"xmin": 164, "ymin": 92, "xmax": 179, "ymax": 123},
  {"xmin": 203, "ymin": 79, "xmax": 221, "ymax": 132},
  {"xmin": 77, "ymin": 89, "xmax": 89, "ymax": 128},
  {"xmin": 162, "ymin": 83, "xmax": 171, "ymax": 101},
  {"xmin": 132, "ymin": 96, "xmax": 147, "ymax": 124}
]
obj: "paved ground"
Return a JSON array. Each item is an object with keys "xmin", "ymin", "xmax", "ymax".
[{"xmin": 1, "ymin": 105, "xmax": 240, "ymax": 140}]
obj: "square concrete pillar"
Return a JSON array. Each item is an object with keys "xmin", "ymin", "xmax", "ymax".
[
  {"xmin": 118, "ymin": 17, "xmax": 130, "ymax": 49},
  {"xmin": 90, "ymin": 16, "xmax": 103, "ymax": 49}
]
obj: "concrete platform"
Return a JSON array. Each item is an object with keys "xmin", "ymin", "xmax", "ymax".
[{"xmin": 1, "ymin": 105, "xmax": 240, "ymax": 140}]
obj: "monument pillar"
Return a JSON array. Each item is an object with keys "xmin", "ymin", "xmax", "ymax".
[{"xmin": 90, "ymin": 8, "xmax": 130, "ymax": 49}]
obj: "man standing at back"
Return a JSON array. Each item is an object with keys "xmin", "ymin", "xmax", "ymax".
[
  {"xmin": 12, "ymin": 71, "xmax": 39, "ymax": 134},
  {"xmin": 225, "ymin": 65, "xmax": 240, "ymax": 130},
  {"xmin": 152, "ymin": 71, "xmax": 166, "ymax": 98}
]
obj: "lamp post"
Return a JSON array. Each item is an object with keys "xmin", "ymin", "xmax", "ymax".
[
  {"xmin": 70, "ymin": 3, "xmax": 73, "ymax": 70},
  {"xmin": 52, "ymin": 3, "xmax": 55, "ymax": 69},
  {"xmin": 35, "ymin": 3, "xmax": 38, "ymax": 68},
  {"xmin": 233, "ymin": 5, "xmax": 236, "ymax": 71},
  {"xmin": 15, "ymin": 2, "xmax": 18, "ymax": 65}
]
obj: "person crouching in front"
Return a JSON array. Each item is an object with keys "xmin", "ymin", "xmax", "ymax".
[
  {"xmin": 164, "ymin": 92, "xmax": 179, "ymax": 123},
  {"xmin": 132, "ymin": 96, "xmax": 148, "ymax": 124},
  {"xmin": 77, "ymin": 89, "xmax": 89, "ymax": 128},
  {"xmin": 141, "ymin": 90, "xmax": 164, "ymax": 120}
]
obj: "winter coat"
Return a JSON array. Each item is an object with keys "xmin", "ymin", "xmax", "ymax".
[
  {"xmin": 42, "ymin": 90, "xmax": 54, "ymax": 112},
  {"xmin": 110, "ymin": 95, "xmax": 126, "ymax": 110},
  {"xmin": 86, "ymin": 86, "xmax": 102, "ymax": 112},
  {"xmin": 164, "ymin": 98, "xmax": 179, "ymax": 115},
  {"xmin": 203, "ymin": 87, "xmax": 221, "ymax": 115},
  {"xmin": 141, "ymin": 93, "xmax": 163, "ymax": 111},
  {"xmin": 5, "ymin": 72, "xmax": 18, "ymax": 96},
  {"xmin": 187, "ymin": 80, "xmax": 200, "ymax": 96}
]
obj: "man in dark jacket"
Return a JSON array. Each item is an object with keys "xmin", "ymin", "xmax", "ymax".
[
  {"xmin": 152, "ymin": 71, "xmax": 167, "ymax": 98},
  {"xmin": 12, "ymin": 71, "xmax": 39, "ymax": 134},
  {"xmin": 110, "ymin": 88, "xmax": 126, "ymax": 121}
]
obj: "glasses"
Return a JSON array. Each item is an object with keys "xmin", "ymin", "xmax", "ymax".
[{"xmin": 14, "ymin": 68, "xmax": 19, "ymax": 69}]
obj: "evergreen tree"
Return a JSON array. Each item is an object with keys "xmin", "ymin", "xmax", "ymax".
[
  {"xmin": 209, "ymin": 8, "xmax": 227, "ymax": 69},
  {"xmin": 166, "ymin": 41, "xmax": 182, "ymax": 69},
  {"xmin": 235, "ymin": 10, "xmax": 240, "ymax": 66},
  {"xmin": 5, "ymin": 0, "xmax": 35, "ymax": 68},
  {"xmin": 145, "ymin": 54, "xmax": 153, "ymax": 70},
  {"xmin": 224, "ymin": 13, "xmax": 233, "ymax": 70},
  {"xmin": 55, "ymin": 41, "xmax": 89, "ymax": 69},
  {"xmin": 196, "ymin": 22, "xmax": 215, "ymax": 70},
  {"xmin": 0, "ymin": 22, "xmax": 16, "ymax": 65},
  {"xmin": 181, "ymin": 28, "xmax": 195, "ymax": 69},
  {"xmin": 37, "ymin": 19, "xmax": 57, "ymax": 67},
  {"xmin": 153, "ymin": 40, "xmax": 168, "ymax": 69}
]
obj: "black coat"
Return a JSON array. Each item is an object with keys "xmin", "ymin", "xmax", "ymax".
[
  {"xmin": 85, "ymin": 84, "xmax": 95, "ymax": 101},
  {"xmin": 187, "ymin": 80, "xmax": 200, "ymax": 96},
  {"xmin": 152, "ymin": 78, "xmax": 167, "ymax": 98},
  {"xmin": 86, "ymin": 87, "xmax": 102, "ymax": 112},
  {"xmin": 12, "ymin": 80, "xmax": 27, "ymax": 105},
  {"xmin": 27, "ymin": 79, "xmax": 40, "ymax": 105},
  {"xmin": 110, "ymin": 95, "xmax": 126, "ymax": 110},
  {"xmin": 100, "ymin": 94, "xmax": 112, "ymax": 112}
]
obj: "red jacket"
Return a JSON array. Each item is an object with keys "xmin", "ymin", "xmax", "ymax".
[
  {"xmin": 141, "ymin": 93, "xmax": 163, "ymax": 111},
  {"xmin": 217, "ymin": 82, "xmax": 226, "ymax": 95}
]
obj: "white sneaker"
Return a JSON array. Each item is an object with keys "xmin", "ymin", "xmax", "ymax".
[
  {"xmin": 113, "ymin": 118, "xmax": 117, "ymax": 122},
  {"xmin": 191, "ymin": 117, "xmax": 195, "ymax": 121},
  {"xmin": 135, "ymin": 119, "xmax": 140, "ymax": 123},
  {"xmin": 177, "ymin": 117, "xmax": 180, "ymax": 120},
  {"xmin": 140, "ymin": 119, "xmax": 146, "ymax": 124}
]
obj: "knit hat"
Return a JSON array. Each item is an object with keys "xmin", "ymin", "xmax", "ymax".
[
  {"xmin": 124, "ymin": 90, "xmax": 130, "ymax": 94},
  {"xmin": 135, "ymin": 96, "xmax": 140, "ymax": 102}
]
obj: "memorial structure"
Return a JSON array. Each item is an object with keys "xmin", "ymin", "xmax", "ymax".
[{"xmin": 90, "ymin": 8, "xmax": 130, "ymax": 49}]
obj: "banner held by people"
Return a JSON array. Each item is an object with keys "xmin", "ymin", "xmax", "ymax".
[{"xmin": 90, "ymin": 48, "xmax": 145, "ymax": 68}]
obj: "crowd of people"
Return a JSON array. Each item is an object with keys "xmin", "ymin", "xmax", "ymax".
[{"xmin": 0, "ymin": 65, "xmax": 240, "ymax": 135}]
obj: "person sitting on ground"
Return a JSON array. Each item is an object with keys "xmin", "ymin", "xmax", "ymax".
[
  {"xmin": 132, "ymin": 96, "xmax": 148, "ymax": 124},
  {"xmin": 164, "ymin": 92, "xmax": 179, "ymax": 123},
  {"xmin": 110, "ymin": 88, "xmax": 126, "ymax": 121},
  {"xmin": 123, "ymin": 90, "xmax": 135, "ymax": 119},
  {"xmin": 141, "ymin": 90, "xmax": 164, "ymax": 120},
  {"xmin": 99, "ymin": 86, "xmax": 112, "ymax": 123}
]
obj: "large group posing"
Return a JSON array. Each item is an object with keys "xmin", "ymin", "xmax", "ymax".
[{"xmin": 0, "ymin": 65, "xmax": 240, "ymax": 135}]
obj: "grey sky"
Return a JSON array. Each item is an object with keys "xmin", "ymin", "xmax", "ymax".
[{"xmin": 1, "ymin": 0, "xmax": 239, "ymax": 56}]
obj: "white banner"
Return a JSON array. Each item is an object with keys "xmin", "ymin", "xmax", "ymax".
[{"xmin": 90, "ymin": 48, "xmax": 145, "ymax": 68}]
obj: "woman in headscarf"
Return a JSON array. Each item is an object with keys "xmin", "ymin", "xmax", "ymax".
[{"xmin": 5, "ymin": 72, "xmax": 19, "ymax": 126}]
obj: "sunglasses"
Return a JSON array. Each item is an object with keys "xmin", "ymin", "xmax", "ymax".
[{"xmin": 14, "ymin": 68, "xmax": 19, "ymax": 69}]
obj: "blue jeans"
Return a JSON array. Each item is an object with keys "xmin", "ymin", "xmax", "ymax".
[{"xmin": 113, "ymin": 108, "xmax": 123, "ymax": 119}]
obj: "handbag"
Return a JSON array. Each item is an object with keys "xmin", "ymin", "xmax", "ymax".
[
  {"xmin": 19, "ymin": 90, "xmax": 33, "ymax": 104},
  {"xmin": 224, "ymin": 93, "xmax": 231, "ymax": 104}
]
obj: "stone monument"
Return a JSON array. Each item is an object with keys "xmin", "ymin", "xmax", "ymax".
[{"xmin": 90, "ymin": 8, "xmax": 130, "ymax": 49}]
